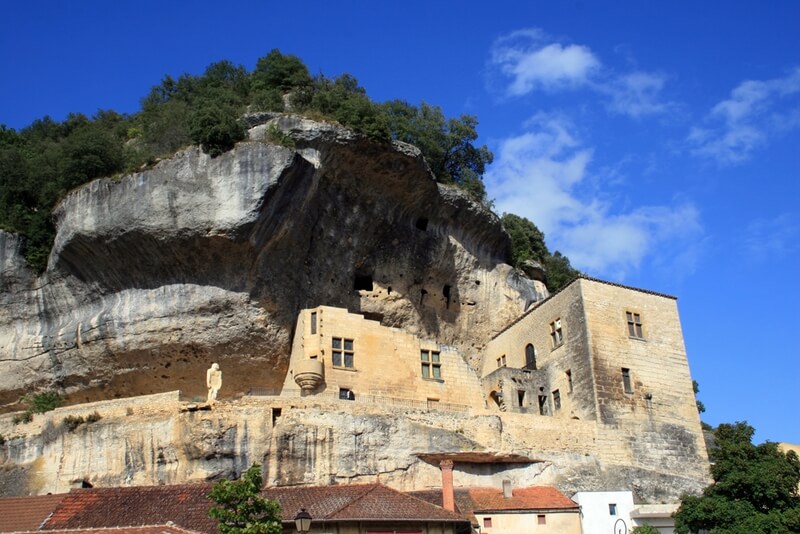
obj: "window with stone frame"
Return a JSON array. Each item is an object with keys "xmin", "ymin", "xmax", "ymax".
[
  {"xmin": 622, "ymin": 367, "xmax": 633, "ymax": 394},
  {"xmin": 332, "ymin": 337, "xmax": 354, "ymax": 368},
  {"xmin": 421, "ymin": 349, "xmax": 442, "ymax": 379},
  {"xmin": 552, "ymin": 389, "xmax": 561, "ymax": 411},
  {"xmin": 550, "ymin": 319, "xmax": 564, "ymax": 348},
  {"xmin": 496, "ymin": 354, "xmax": 507, "ymax": 368},
  {"xmin": 626, "ymin": 311, "xmax": 644, "ymax": 338}
]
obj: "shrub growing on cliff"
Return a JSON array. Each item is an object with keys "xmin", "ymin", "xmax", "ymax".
[
  {"xmin": 674, "ymin": 422, "xmax": 800, "ymax": 534},
  {"xmin": 208, "ymin": 463, "xmax": 282, "ymax": 534}
]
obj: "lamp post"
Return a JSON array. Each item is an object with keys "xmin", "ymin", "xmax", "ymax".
[{"xmin": 294, "ymin": 508, "xmax": 312, "ymax": 534}]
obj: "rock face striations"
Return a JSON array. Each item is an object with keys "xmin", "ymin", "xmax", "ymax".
[{"xmin": 0, "ymin": 115, "xmax": 544, "ymax": 409}]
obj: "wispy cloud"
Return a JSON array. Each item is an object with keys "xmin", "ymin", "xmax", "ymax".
[
  {"xmin": 742, "ymin": 213, "xmax": 799, "ymax": 261},
  {"xmin": 486, "ymin": 114, "xmax": 702, "ymax": 279},
  {"xmin": 488, "ymin": 28, "xmax": 674, "ymax": 119},
  {"xmin": 688, "ymin": 68, "xmax": 800, "ymax": 164},
  {"xmin": 490, "ymin": 29, "xmax": 600, "ymax": 94}
]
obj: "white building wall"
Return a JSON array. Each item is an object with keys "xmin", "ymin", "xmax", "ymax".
[{"xmin": 573, "ymin": 491, "xmax": 635, "ymax": 534}]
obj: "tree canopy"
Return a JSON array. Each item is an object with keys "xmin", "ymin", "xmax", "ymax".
[
  {"xmin": 0, "ymin": 48, "xmax": 574, "ymax": 279},
  {"xmin": 674, "ymin": 422, "xmax": 800, "ymax": 534},
  {"xmin": 208, "ymin": 464, "xmax": 283, "ymax": 534},
  {"xmin": 500, "ymin": 213, "xmax": 579, "ymax": 292}
]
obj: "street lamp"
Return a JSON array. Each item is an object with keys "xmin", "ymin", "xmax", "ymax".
[{"xmin": 294, "ymin": 508, "xmax": 312, "ymax": 534}]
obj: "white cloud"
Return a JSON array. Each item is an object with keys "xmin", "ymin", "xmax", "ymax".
[
  {"xmin": 490, "ymin": 29, "xmax": 601, "ymax": 95},
  {"xmin": 599, "ymin": 71, "xmax": 673, "ymax": 118},
  {"xmin": 743, "ymin": 213, "xmax": 799, "ymax": 261},
  {"xmin": 487, "ymin": 114, "xmax": 702, "ymax": 278},
  {"xmin": 688, "ymin": 67, "xmax": 800, "ymax": 164},
  {"xmin": 489, "ymin": 28, "xmax": 673, "ymax": 118}
]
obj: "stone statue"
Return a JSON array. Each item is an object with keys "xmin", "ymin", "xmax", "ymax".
[{"xmin": 206, "ymin": 363, "xmax": 222, "ymax": 403}]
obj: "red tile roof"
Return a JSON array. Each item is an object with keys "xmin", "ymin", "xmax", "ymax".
[
  {"xmin": 41, "ymin": 484, "xmax": 218, "ymax": 533},
  {"xmin": 466, "ymin": 486, "xmax": 579, "ymax": 512},
  {"xmin": 38, "ymin": 482, "xmax": 466, "ymax": 533},
  {"xmin": 409, "ymin": 486, "xmax": 579, "ymax": 522},
  {"xmin": 0, "ymin": 493, "xmax": 67, "ymax": 532},
  {"xmin": 263, "ymin": 484, "xmax": 466, "ymax": 522},
  {"xmin": 19, "ymin": 526, "xmax": 201, "ymax": 534}
]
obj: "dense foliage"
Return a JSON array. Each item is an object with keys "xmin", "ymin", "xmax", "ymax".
[
  {"xmin": 501, "ymin": 213, "xmax": 579, "ymax": 292},
  {"xmin": 674, "ymin": 422, "xmax": 800, "ymax": 534},
  {"xmin": 208, "ymin": 464, "xmax": 282, "ymax": 534},
  {"xmin": 1, "ymin": 49, "xmax": 576, "ymax": 280}
]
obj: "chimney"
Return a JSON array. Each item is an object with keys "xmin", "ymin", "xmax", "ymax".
[
  {"xmin": 440, "ymin": 459, "xmax": 455, "ymax": 512},
  {"xmin": 502, "ymin": 479, "xmax": 512, "ymax": 499}
]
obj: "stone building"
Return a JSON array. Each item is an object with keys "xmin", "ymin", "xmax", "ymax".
[{"xmin": 281, "ymin": 276, "xmax": 709, "ymax": 498}]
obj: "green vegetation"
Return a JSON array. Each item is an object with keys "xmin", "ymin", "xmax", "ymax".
[
  {"xmin": 500, "ymin": 213, "xmax": 579, "ymax": 292},
  {"xmin": 1, "ymin": 48, "xmax": 575, "ymax": 280},
  {"xmin": 12, "ymin": 390, "xmax": 62, "ymax": 424},
  {"xmin": 674, "ymin": 422, "xmax": 800, "ymax": 534},
  {"xmin": 208, "ymin": 463, "xmax": 282, "ymax": 534}
]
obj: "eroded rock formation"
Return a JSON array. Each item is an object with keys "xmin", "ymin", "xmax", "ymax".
[{"xmin": 0, "ymin": 115, "xmax": 544, "ymax": 410}]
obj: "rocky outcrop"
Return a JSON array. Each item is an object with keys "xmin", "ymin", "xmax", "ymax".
[
  {"xmin": 0, "ymin": 393, "xmax": 704, "ymax": 502},
  {"xmin": 0, "ymin": 116, "xmax": 545, "ymax": 409}
]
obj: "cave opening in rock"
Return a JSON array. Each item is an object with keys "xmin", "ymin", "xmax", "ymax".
[
  {"xmin": 353, "ymin": 272, "xmax": 373, "ymax": 291},
  {"xmin": 443, "ymin": 284, "xmax": 452, "ymax": 309},
  {"xmin": 415, "ymin": 217, "xmax": 429, "ymax": 231}
]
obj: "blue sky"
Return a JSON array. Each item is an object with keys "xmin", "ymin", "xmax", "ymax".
[{"xmin": 2, "ymin": 1, "xmax": 798, "ymax": 444}]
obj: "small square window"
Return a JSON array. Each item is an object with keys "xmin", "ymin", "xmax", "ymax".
[
  {"xmin": 537, "ymin": 514, "xmax": 546, "ymax": 525},
  {"xmin": 626, "ymin": 311, "xmax": 643, "ymax": 338},
  {"xmin": 550, "ymin": 319, "xmax": 564, "ymax": 348},
  {"xmin": 609, "ymin": 503, "xmax": 617, "ymax": 516},
  {"xmin": 483, "ymin": 517, "xmax": 492, "ymax": 528}
]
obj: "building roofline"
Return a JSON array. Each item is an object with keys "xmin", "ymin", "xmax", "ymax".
[{"xmin": 491, "ymin": 275, "xmax": 677, "ymax": 341}]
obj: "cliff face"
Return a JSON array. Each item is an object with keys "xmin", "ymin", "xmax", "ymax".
[{"xmin": 0, "ymin": 116, "xmax": 544, "ymax": 409}]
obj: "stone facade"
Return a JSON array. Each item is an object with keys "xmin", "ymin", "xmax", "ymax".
[{"xmin": 281, "ymin": 306, "xmax": 487, "ymax": 409}]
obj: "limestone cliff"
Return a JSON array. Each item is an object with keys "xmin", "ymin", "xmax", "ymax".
[{"xmin": 0, "ymin": 115, "xmax": 544, "ymax": 410}]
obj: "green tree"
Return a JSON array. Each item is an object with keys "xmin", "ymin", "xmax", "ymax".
[
  {"xmin": 208, "ymin": 464, "xmax": 283, "ymax": 534},
  {"xmin": 674, "ymin": 422, "xmax": 800, "ymax": 534},
  {"xmin": 693, "ymin": 380, "xmax": 706, "ymax": 414},
  {"xmin": 631, "ymin": 526, "xmax": 660, "ymax": 534}
]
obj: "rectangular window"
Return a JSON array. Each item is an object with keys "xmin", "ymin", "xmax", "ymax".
[
  {"xmin": 483, "ymin": 517, "xmax": 492, "ymax": 528},
  {"xmin": 537, "ymin": 514, "xmax": 546, "ymax": 525},
  {"xmin": 332, "ymin": 337, "xmax": 354, "ymax": 368},
  {"xmin": 626, "ymin": 311, "xmax": 643, "ymax": 338},
  {"xmin": 496, "ymin": 354, "xmax": 507, "ymax": 367},
  {"xmin": 427, "ymin": 398, "xmax": 439, "ymax": 410},
  {"xmin": 538, "ymin": 395, "xmax": 548, "ymax": 416},
  {"xmin": 310, "ymin": 312, "xmax": 317, "ymax": 335},
  {"xmin": 553, "ymin": 389, "xmax": 561, "ymax": 411},
  {"xmin": 339, "ymin": 388, "xmax": 354, "ymax": 400},
  {"xmin": 518, "ymin": 390, "xmax": 526, "ymax": 407},
  {"xmin": 566, "ymin": 369, "xmax": 573, "ymax": 393},
  {"xmin": 421, "ymin": 350, "xmax": 442, "ymax": 379},
  {"xmin": 609, "ymin": 503, "xmax": 617, "ymax": 515},
  {"xmin": 550, "ymin": 319, "xmax": 564, "ymax": 348},
  {"xmin": 622, "ymin": 368, "xmax": 633, "ymax": 394}
]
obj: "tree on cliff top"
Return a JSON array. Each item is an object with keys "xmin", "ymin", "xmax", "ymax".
[
  {"xmin": 208, "ymin": 464, "xmax": 282, "ymax": 534},
  {"xmin": 674, "ymin": 422, "xmax": 800, "ymax": 534}
]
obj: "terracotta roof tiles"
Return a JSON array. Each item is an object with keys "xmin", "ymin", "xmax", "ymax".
[{"xmin": 0, "ymin": 493, "xmax": 67, "ymax": 532}]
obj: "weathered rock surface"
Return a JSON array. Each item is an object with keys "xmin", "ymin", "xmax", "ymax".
[
  {"xmin": 0, "ymin": 393, "xmax": 704, "ymax": 502},
  {"xmin": 0, "ymin": 116, "xmax": 545, "ymax": 409}
]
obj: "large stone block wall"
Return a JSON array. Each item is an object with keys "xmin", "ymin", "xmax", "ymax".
[
  {"xmin": 483, "ymin": 282, "xmax": 598, "ymax": 421},
  {"xmin": 281, "ymin": 307, "xmax": 486, "ymax": 408},
  {"xmin": 579, "ymin": 279, "xmax": 708, "ymax": 479}
]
